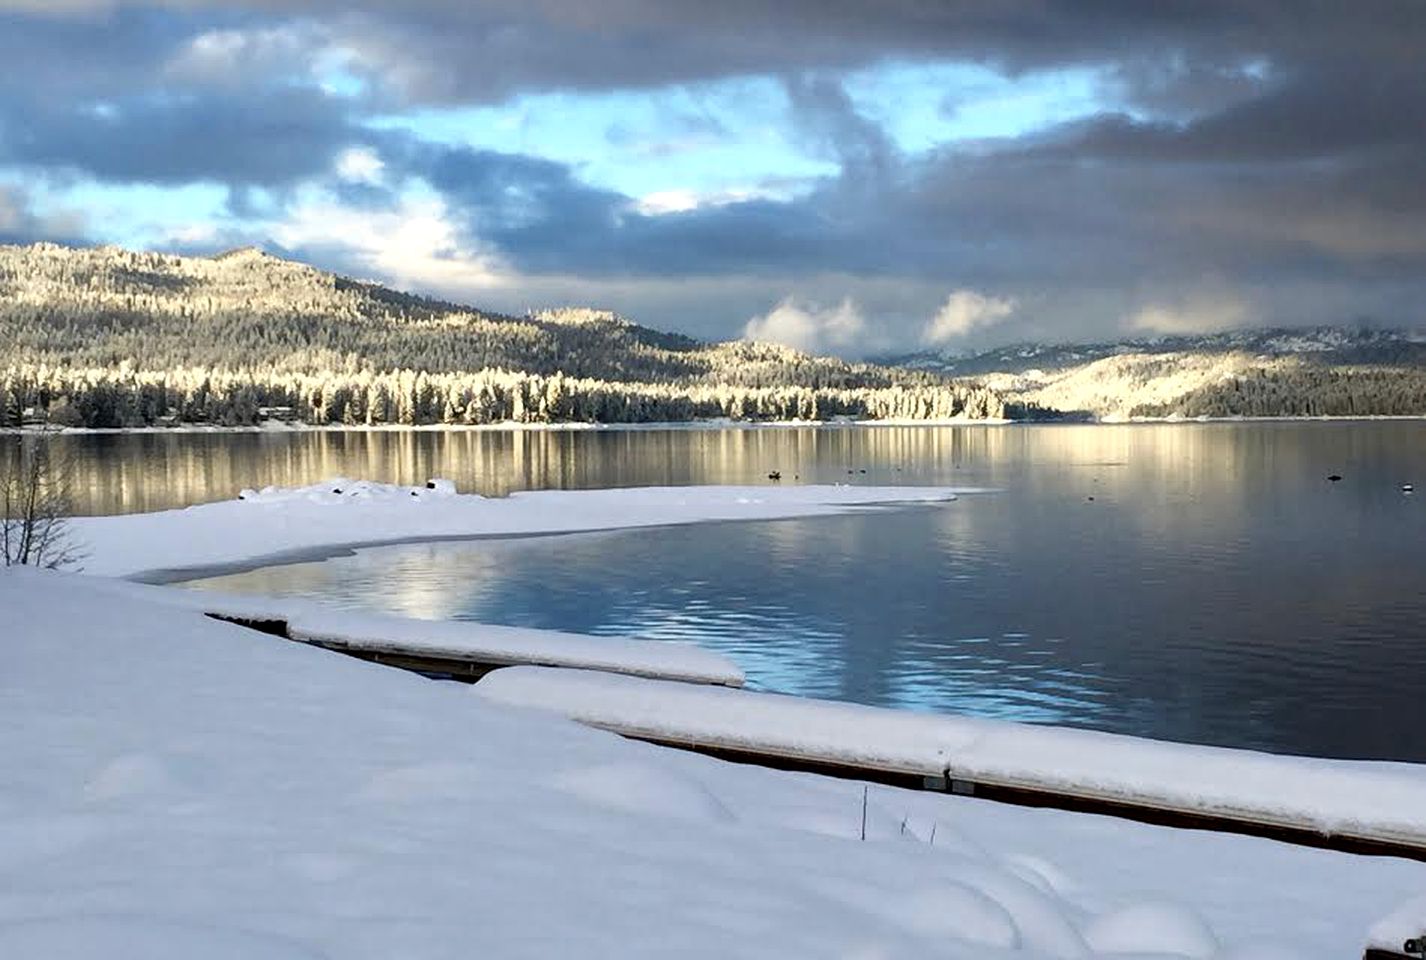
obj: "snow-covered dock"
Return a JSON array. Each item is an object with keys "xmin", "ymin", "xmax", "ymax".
[
  {"xmin": 477, "ymin": 667, "xmax": 1426, "ymax": 861},
  {"xmin": 205, "ymin": 602, "xmax": 744, "ymax": 686}
]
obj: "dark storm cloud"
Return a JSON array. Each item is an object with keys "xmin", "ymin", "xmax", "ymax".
[
  {"xmin": 11, "ymin": 2, "xmax": 1421, "ymax": 106},
  {"xmin": 398, "ymin": 89, "xmax": 1425, "ymax": 324},
  {"xmin": 780, "ymin": 74, "xmax": 895, "ymax": 184},
  {"xmin": 398, "ymin": 141, "xmax": 842, "ymax": 277},
  {"xmin": 0, "ymin": 7, "xmax": 192, "ymax": 104},
  {"xmin": 0, "ymin": 6, "xmax": 375, "ymax": 189},
  {"xmin": 1053, "ymin": 66, "xmax": 1426, "ymax": 164},
  {"xmin": 0, "ymin": 87, "xmax": 365, "ymax": 187},
  {"xmin": 0, "ymin": 0, "xmax": 1422, "ymax": 342},
  {"xmin": 172, "ymin": 0, "xmax": 1419, "ymax": 108}
]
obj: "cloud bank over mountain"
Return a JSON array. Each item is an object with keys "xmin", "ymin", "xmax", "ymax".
[{"xmin": 0, "ymin": 1, "xmax": 1422, "ymax": 353}]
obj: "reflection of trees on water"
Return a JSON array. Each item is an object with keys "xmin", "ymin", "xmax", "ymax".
[{"xmin": 4, "ymin": 422, "xmax": 1424, "ymax": 519}]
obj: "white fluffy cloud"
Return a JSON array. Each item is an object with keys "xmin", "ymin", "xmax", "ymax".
[
  {"xmin": 335, "ymin": 146, "xmax": 385, "ymax": 184},
  {"xmin": 270, "ymin": 190, "xmax": 507, "ymax": 296},
  {"xmin": 922, "ymin": 290, "xmax": 1015, "ymax": 346},
  {"xmin": 633, "ymin": 187, "xmax": 761, "ymax": 216},
  {"xmin": 743, "ymin": 297, "xmax": 865, "ymax": 355},
  {"xmin": 164, "ymin": 24, "xmax": 328, "ymax": 88}
]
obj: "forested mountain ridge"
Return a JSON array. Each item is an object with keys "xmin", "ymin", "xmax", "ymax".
[
  {"xmin": 882, "ymin": 327, "xmax": 1426, "ymax": 419},
  {"xmin": 0, "ymin": 243, "xmax": 1008, "ymax": 426},
  {"xmin": 9, "ymin": 242, "xmax": 1417, "ymax": 425}
]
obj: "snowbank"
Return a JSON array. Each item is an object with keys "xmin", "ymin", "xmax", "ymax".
[
  {"xmin": 3, "ymin": 567, "xmax": 1423, "ymax": 959},
  {"xmin": 1368, "ymin": 896, "xmax": 1426, "ymax": 954},
  {"xmin": 72, "ymin": 479, "xmax": 967, "ymax": 580},
  {"xmin": 476, "ymin": 668, "xmax": 1426, "ymax": 849}
]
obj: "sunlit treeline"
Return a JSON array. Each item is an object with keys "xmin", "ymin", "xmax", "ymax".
[
  {"xmin": 1131, "ymin": 366, "xmax": 1426, "ymax": 418},
  {"xmin": 0, "ymin": 363, "xmax": 1010, "ymax": 428},
  {"xmin": 0, "ymin": 243, "xmax": 963, "ymax": 393}
]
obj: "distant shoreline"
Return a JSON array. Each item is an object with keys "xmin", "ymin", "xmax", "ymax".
[{"xmin": 6, "ymin": 414, "xmax": 1426, "ymax": 436}]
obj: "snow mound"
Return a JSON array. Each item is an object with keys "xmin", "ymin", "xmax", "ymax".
[
  {"xmin": 1001, "ymin": 853, "xmax": 1078, "ymax": 897},
  {"xmin": 1368, "ymin": 894, "xmax": 1426, "ymax": 953},
  {"xmin": 821, "ymin": 877, "xmax": 1022, "ymax": 948},
  {"xmin": 238, "ymin": 477, "xmax": 464, "ymax": 505},
  {"xmin": 1083, "ymin": 901, "xmax": 1218, "ymax": 957},
  {"xmin": 950, "ymin": 862, "xmax": 1090, "ymax": 958},
  {"xmin": 549, "ymin": 760, "xmax": 736, "ymax": 824}
]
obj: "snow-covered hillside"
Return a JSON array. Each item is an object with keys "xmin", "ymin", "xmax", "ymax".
[
  {"xmin": 0, "ymin": 242, "xmax": 1006, "ymax": 427},
  {"xmin": 883, "ymin": 328, "xmax": 1426, "ymax": 419}
]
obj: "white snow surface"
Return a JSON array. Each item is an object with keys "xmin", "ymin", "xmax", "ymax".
[
  {"xmin": 3, "ymin": 566, "xmax": 1424, "ymax": 959},
  {"xmin": 476, "ymin": 668, "xmax": 1426, "ymax": 845},
  {"xmin": 283, "ymin": 606, "xmax": 744, "ymax": 685},
  {"xmin": 225, "ymin": 592, "xmax": 741, "ymax": 685},
  {"xmin": 26, "ymin": 573, "xmax": 746, "ymax": 686},
  {"xmin": 70, "ymin": 479, "xmax": 967, "ymax": 579},
  {"xmin": 1368, "ymin": 895, "xmax": 1426, "ymax": 952}
]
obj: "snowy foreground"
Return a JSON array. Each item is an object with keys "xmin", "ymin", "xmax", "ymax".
[
  {"xmin": 3, "ymin": 568, "xmax": 1425, "ymax": 960},
  {"xmin": 4, "ymin": 481, "xmax": 1425, "ymax": 957}
]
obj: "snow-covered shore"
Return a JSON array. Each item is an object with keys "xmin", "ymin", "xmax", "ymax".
[
  {"xmin": 4, "ymin": 566, "xmax": 1425, "ymax": 959},
  {"xmin": 9, "ymin": 414, "xmax": 1426, "ymax": 437},
  {"xmin": 69, "ymin": 480, "xmax": 971, "ymax": 579},
  {"xmin": 5, "ymin": 479, "xmax": 1425, "ymax": 957},
  {"xmin": 2, "ymin": 416, "xmax": 1013, "ymax": 437}
]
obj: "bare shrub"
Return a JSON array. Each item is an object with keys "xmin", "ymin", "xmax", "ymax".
[{"xmin": 1, "ymin": 443, "xmax": 83, "ymax": 569}]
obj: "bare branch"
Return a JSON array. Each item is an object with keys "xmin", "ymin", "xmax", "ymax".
[{"xmin": 1, "ymin": 441, "xmax": 83, "ymax": 570}]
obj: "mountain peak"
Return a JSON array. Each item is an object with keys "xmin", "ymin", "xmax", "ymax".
[{"xmin": 210, "ymin": 245, "xmax": 271, "ymax": 262}]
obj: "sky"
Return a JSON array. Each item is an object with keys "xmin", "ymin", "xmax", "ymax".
[{"xmin": 0, "ymin": 2, "xmax": 1423, "ymax": 357}]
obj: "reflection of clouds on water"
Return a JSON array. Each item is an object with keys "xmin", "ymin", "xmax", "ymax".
[
  {"xmin": 351, "ymin": 544, "xmax": 496, "ymax": 622},
  {"xmin": 148, "ymin": 422, "xmax": 1426, "ymax": 761}
]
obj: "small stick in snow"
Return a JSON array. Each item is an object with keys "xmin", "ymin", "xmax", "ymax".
[{"xmin": 860, "ymin": 786, "xmax": 868, "ymax": 841}]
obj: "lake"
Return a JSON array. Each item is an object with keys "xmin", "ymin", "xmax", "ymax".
[{"xmin": 14, "ymin": 423, "xmax": 1426, "ymax": 762}]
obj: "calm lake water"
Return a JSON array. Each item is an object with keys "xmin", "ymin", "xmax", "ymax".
[{"xmin": 16, "ymin": 423, "xmax": 1426, "ymax": 761}]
